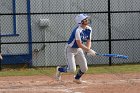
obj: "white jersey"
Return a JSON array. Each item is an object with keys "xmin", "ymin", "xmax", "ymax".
[{"xmin": 67, "ymin": 25, "xmax": 92, "ymax": 48}]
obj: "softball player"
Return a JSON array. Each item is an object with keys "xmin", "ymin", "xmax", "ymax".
[{"xmin": 56, "ymin": 14, "xmax": 96, "ymax": 84}]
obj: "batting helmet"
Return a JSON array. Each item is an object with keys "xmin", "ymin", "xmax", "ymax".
[{"xmin": 75, "ymin": 14, "xmax": 89, "ymax": 24}]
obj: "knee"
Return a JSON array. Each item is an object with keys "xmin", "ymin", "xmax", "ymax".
[{"xmin": 81, "ymin": 67, "xmax": 88, "ymax": 73}]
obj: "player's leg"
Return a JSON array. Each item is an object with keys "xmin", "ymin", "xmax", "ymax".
[
  {"xmin": 57, "ymin": 52, "xmax": 76, "ymax": 73},
  {"xmin": 55, "ymin": 45, "xmax": 77, "ymax": 80},
  {"xmin": 61, "ymin": 45, "xmax": 77, "ymax": 73},
  {"xmin": 74, "ymin": 48, "xmax": 88, "ymax": 84}
]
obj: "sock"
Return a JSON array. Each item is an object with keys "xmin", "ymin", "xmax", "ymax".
[
  {"xmin": 75, "ymin": 69, "xmax": 84, "ymax": 80},
  {"xmin": 58, "ymin": 67, "xmax": 67, "ymax": 72}
]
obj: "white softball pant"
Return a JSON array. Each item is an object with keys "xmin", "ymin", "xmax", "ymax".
[{"xmin": 65, "ymin": 44, "xmax": 88, "ymax": 73}]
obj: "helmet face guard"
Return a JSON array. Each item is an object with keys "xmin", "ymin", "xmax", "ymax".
[{"xmin": 75, "ymin": 14, "xmax": 89, "ymax": 24}]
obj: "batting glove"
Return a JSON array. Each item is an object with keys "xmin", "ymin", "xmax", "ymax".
[{"xmin": 87, "ymin": 49, "xmax": 96, "ymax": 56}]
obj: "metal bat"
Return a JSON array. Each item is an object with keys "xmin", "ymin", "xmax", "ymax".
[{"xmin": 95, "ymin": 53, "xmax": 128, "ymax": 59}]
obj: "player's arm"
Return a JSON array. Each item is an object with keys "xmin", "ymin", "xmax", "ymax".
[
  {"xmin": 86, "ymin": 39, "xmax": 91, "ymax": 49},
  {"xmin": 75, "ymin": 29, "xmax": 96, "ymax": 56},
  {"xmin": 76, "ymin": 40, "xmax": 96, "ymax": 56},
  {"xmin": 86, "ymin": 28, "xmax": 92, "ymax": 49},
  {"xmin": 76, "ymin": 39, "xmax": 92, "ymax": 52},
  {"xmin": 76, "ymin": 29, "xmax": 96, "ymax": 56},
  {"xmin": 75, "ymin": 30, "xmax": 90, "ymax": 52},
  {"xmin": 76, "ymin": 40, "xmax": 90, "ymax": 52}
]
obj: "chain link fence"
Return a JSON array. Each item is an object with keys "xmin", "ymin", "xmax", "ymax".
[{"xmin": 0, "ymin": 0, "xmax": 140, "ymax": 69}]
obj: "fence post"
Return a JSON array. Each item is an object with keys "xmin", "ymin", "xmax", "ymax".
[
  {"xmin": 108, "ymin": 0, "xmax": 112, "ymax": 66},
  {"xmin": 27, "ymin": 0, "xmax": 32, "ymax": 68},
  {"xmin": 0, "ymin": 18, "xmax": 2, "ymax": 70}
]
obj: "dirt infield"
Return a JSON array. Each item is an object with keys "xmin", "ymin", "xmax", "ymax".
[{"xmin": 0, "ymin": 73, "xmax": 140, "ymax": 93}]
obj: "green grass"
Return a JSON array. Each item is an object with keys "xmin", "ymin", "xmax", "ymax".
[
  {"xmin": 87, "ymin": 64, "xmax": 140, "ymax": 74},
  {"xmin": 0, "ymin": 64, "xmax": 140, "ymax": 77},
  {"xmin": 0, "ymin": 67, "xmax": 56, "ymax": 77}
]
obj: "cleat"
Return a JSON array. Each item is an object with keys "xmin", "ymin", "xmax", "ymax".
[
  {"xmin": 73, "ymin": 79, "xmax": 82, "ymax": 84},
  {"xmin": 55, "ymin": 66, "xmax": 61, "ymax": 81}
]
